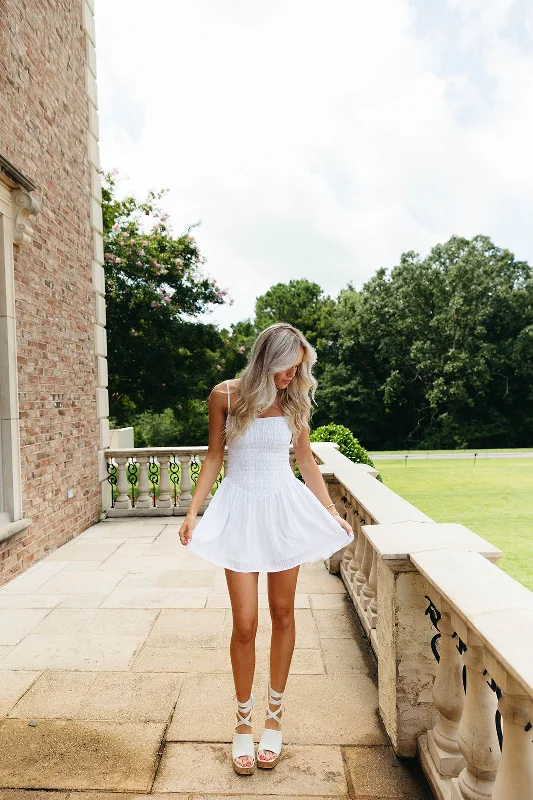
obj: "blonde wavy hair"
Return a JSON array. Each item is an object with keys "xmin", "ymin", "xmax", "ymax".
[{"xmin": 224, "ymin": 322, "xmax": 318, "ymax": 446}]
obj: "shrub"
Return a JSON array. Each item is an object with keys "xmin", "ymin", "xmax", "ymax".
[{"xmin": 305, "ymin": 422, "xmax": 382, "ymax": 482}]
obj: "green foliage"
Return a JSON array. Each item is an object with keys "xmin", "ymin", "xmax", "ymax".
[
  {"xmin": 101, "ymin": 169, "xmax": 231, "ymax": 426},
  {"xmin": 254, "ymin": 279, "xmax": 336, "ymax": 348},
  {"xmin": 317, "ymin": 235, "xmax": 533, "ymax": 449},
  {"xmin": 309, "ymin": 423, "xmax": 381, "ymax": 480},
  {"xmin": 132, "ymin": 400, "xmax": 209, "ymax": 447}
]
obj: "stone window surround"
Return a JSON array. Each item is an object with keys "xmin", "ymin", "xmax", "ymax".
[{"xmin": 0, "ymin": 159, "xmax": 39, "ymax": 544}]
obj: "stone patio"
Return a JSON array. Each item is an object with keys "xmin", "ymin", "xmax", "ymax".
[{"xmin": 0, "ymin": 517, "xmax": 432, "ymax": 799}]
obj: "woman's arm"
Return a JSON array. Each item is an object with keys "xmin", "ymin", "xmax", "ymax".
[
  {"xmin": 293, "ymin": 424, "xmax": 353, "ymax": 536},
  {"xmin": 178, "ymin": 383, "xmax": 228, "ymax": 545}
]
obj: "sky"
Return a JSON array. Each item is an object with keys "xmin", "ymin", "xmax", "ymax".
[{"xmin": 95, "ymin": 0, "xmax": 533, "ymax": 329}]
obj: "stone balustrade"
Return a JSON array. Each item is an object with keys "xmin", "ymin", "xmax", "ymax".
[{"xmin": 312, "ymin": 442, "xmax": 533, "ymax": 800}]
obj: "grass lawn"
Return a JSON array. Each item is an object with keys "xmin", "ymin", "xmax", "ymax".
[{"xmin": 377, "ymin": 458, "xmax": 533, "ymax": 590}]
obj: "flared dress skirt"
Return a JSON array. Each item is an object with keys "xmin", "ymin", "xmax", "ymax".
[{"xmin": 186, "ymin": 416, "xmax": 354, "ymax": 572}]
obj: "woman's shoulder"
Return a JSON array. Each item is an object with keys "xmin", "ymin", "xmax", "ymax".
[{"xmin": 211, "ymin": 378, "xmax": 241, "ymax": 398}]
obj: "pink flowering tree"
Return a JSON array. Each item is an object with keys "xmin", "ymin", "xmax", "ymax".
[{"xmin": 101, "ymin": 169, "xmax": 231, "ymax": 426}]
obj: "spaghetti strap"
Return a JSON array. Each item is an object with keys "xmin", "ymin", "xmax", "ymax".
[{"xmin": 226, "ymin": 380, "xmax": 231, "ymax": 413}]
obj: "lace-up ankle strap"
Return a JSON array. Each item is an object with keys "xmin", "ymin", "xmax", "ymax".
[
  {"xmin": 265, "ymin": 684, "xmax": 284, "ymax": 724},
  {"xmin": 234, "ymin": 693, "xmax": 254, "ymax": 730}
]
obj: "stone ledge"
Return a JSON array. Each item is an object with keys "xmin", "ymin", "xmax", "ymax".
[{"xmin": 0, "ymin": 518, "xmax": 32, "ymax": 545}]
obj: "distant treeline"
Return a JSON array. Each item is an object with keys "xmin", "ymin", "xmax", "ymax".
[{"xmin": 102, "ymin": 175, "xmax": 532, "ymax": 450}]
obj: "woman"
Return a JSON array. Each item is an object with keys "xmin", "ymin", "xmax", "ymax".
[{"xmin": 178, "ymin": 322, "xmax": 353, "ymax": 774}]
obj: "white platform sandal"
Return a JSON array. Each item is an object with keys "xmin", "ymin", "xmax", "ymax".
[
  {"xmin": 257, "ymin": 683, "xmax": 284, "ymax": 768},
  {"xmin": 232, "ymin": 694, "xmax": 256, "ymax": 775}
]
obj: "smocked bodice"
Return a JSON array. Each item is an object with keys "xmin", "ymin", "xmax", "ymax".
[{"xmin": 224, "ymin": 416, "xmax": 294, "ymax": 496}]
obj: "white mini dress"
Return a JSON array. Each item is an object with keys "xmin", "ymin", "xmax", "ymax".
[{"xmin": 186, "ymin": 381, "xmax": 354, "ymax": 572}]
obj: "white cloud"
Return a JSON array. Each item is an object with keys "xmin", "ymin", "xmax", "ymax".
[{"xmin": 95, "ymin": 0, "xmax": 533, "ymax": 328}]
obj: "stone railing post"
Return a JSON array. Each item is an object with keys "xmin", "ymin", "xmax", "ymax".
[
  {"xmin": 136, "ymin": 456, "xmax": 151, "ymax": 508},
  {"xmin": 451, "ymin": 637, "xmax": 500, "ymax": 800},
  {"xmin": 492, "ymin": 687, "xmax": 533, "ymax": 800},
  {"xmin": 427, "ymin": 605, "xmax": 465, "ymax": 778},
  {"xmin": 376, "ymin": 553, "xmax": 437, "ymax": 756},
  {"xmin": 157, "ymin": 454, "xmax": 172, "ymax": 509},
  {"xmin": 178, "ymin": 454, "xmax": 192, "ymax": 512},
  {"xmin": 355, "ymin": 535, "xmax": 372, "ymax": 596},
  {"xmin": 114, "ymin": 456, "xmax": 131, "ymax": 510}
]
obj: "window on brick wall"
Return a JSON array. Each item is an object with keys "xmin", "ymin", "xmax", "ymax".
[{"xmin": 0, "ymin": 181, "xmax": 22, "ymax": 525}]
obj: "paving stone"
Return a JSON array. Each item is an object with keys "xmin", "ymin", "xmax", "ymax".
[
  {"xmin": 80, "ymin": 608, "xmax": 159, "ymax": 637},
  {"xmin": 295, "ymin": 572, "xmax": 347, "ymax": 594},
  {"xmin": 191, "ymin": 796, "xmax": 348, "ymax": 800},
  {"xmin": 43, "ymin": 543, "xmax": 124, "ymax": 562},
  {"xmin": 56, "ymin": 594, "xmax": 108, "ymax": 609},
  {"xmin": 55, "ymin": 561, "xmax": 105, "ymax": 571},
  {"xmin": 321, "ymin": 638, "xmax": 377, "ymax": 677},
  {"xmin": 0, "ymin": 670, "xmax": 42, "ymax": 715},
  {"xmin": 345, "ymin": 745, "xmax": 432, "ymax": 798},
  {"xmin": 0, "ymin": 718, "xmax": 164, "ymax": 791},
  {"xmin": 63, "ymin": 794, "xmax": 189, "ymax": 800},
  {"xmin": 281, "ymin": 674, "xmax": 386, "ymax": 745},
  {"xmin": 74, "ymin": 672, "xmax": 183, "ymax": 722},
  {"xmin": 0, "ymin": 595, "xmax": 62, "ymax": 609},
  {"xmin": 100, "ymin": 525, "xmax": 166, "ymax": 537},
  {"xmin": 181, "ymin": 553, "xmax": 219, "ymax": 571},
  {"xmin": 0, "ymin": 609, "xmax": 51, "ymax": 645},
  {"xmin": 144, "ymin": 609, "xmax": 226, "ymax": 648},
  {"xmin": 131, "ymin": 645, "xmax": 231, "ymax": 673},
  {"xmin": 310, "ymin": 593, "xmax": 353, "ymax": 610},
  {"xmin": 0, "ymin": 645, "xmax": 13, "ymax": 661},
  {"xmin": 314, "ymin": 608, "xmax": 363, "ymax": 639},
  {"xmin": 0, "ymin": 791, "xmax": 69, "ymax": 800},
  {"xmin": 0, "ymin": 633, "xmax": 146, "ymax": 671},
  {"xmin": 37, "ymin": 570, "xmax": 127, "ymax": 595},
  {"xmin": 98, "ymin": 554, "xmax": 187, "ymax": 571},
  {"xmin": 8, "ymin": 671, "xmax": 97, "ymax": 718},
  {"xmin": 100, "ymin": 587, "xmax": 208, "ymax": 609},
  {"xmin": 31, "ymin": 608, "xmax": 95, "ymax": 635},
  {"xmin": 153, "ymin": 742, "xmax": 347, "ymax": 795},
  {"xmin": 119, "ymin": 569, "xmax": 215, "ymax": 589},
  {"xmin": 0, "ymin": 563, "xmax": 66, "ymax": 594}
]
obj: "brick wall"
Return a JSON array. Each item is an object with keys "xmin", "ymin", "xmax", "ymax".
[{"xmin": 0, "ymin": 0, "xmax": 104, "ymax": 585}]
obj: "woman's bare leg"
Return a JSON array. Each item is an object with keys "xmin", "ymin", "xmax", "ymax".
[
  {"xmin": 225, "ymin": 568, "xmax": 259, "ymax": 768},
  {"xmin": 258, "ymin": 565, "xmax": 300, "ymax": 761}
]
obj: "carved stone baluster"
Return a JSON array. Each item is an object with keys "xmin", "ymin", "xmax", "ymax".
[
  {"xmin": 114, "ymin": 456, "xmax": 131, "ymax": 509},
  {"xmin": 347, "ymin": 511, "xmax": 360, "ymax": 584},
  {"xmin": 451, "ymin": 638, "xmax": 500, "ymax": 800},
  {"xmin": 366, "ymin": 547, "xmax": 378, "ymax": 628},
  {"xmin": 157, "ymin": 455, "xmax": 172, "ymax": 509},
  {"xmin": 342, "ymin": 539, "xmax": 355, "ymax": 574},
  {"xmin": 492, "ymin": 685, "xmax": 533, "ymax": 800},
  {"xmin": 223, "ymin": 452, "xmax": 229, "ymax": 477},
  {"xmin": 136, "ymin": 456, "xmax": 151, "ymax": 508},
  {"xmin": 351, "ymin": 514, "xmax": 366, "ymax": 594},
  {"xmin": 427, "ymin": 609, "xmax": 465, "ymax": 777},
  {"xmin": 178, "ymin": 454, "xmax": 192, "ymax": 513},
  {"xmin": 355, "ymin": 531, "xmax": 372, "ymax": 597}
]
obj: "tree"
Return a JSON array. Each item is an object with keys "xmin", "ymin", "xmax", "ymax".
[
  {"xmin": 320, "ymin": 235, "xmax": 533, "ymax": 449},
  {"xmin": 101, "ymin": 169, "xmax": 229, "ymax": 426},
  {"xmin": 254, "ymin": 279, "xmax": 336, "ymax": 348}
]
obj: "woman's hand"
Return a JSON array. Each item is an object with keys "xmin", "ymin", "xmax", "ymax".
[
  {"xmin": 333, "ymin": 513, "xmax": 353, "ymax": 536},
  {"xmin": 178, "ymin": 513, "xmax": 197, "ymax": 546}
]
